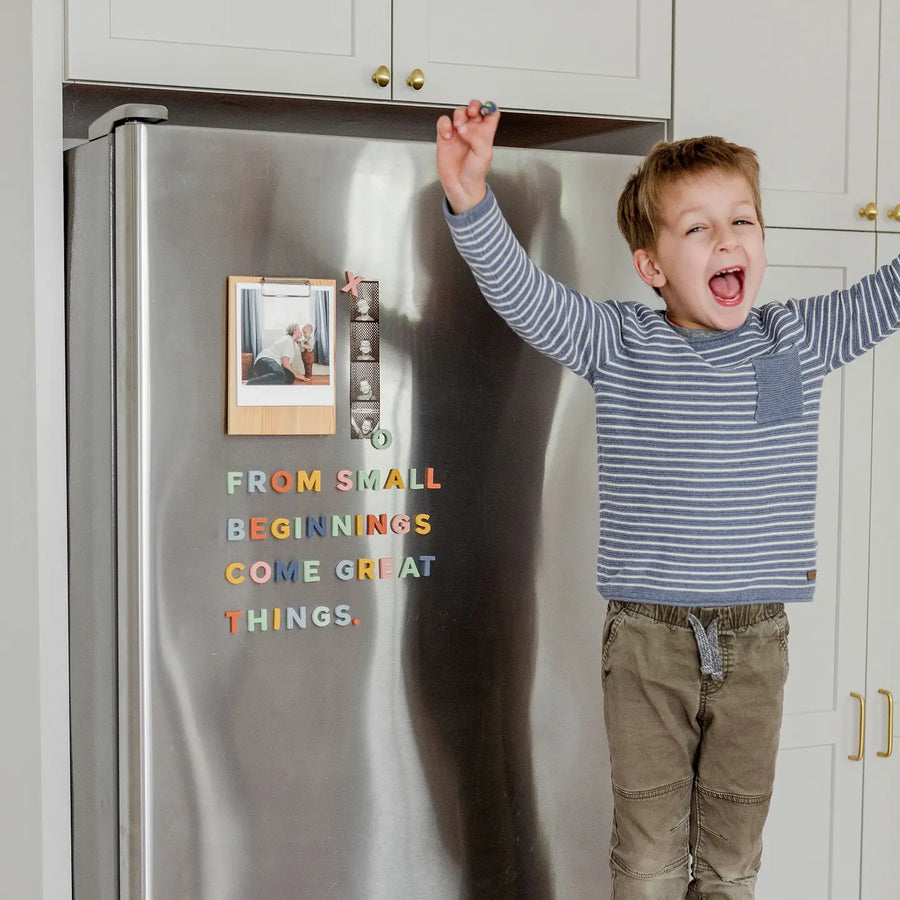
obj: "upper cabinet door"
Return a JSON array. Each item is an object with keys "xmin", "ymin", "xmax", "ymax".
[
  {"xmin": 66, "ymin": 0, "xmax": 393, "ymax": 100},
  {"xmin": 382, "ymin": 0, "xmax": 669, "ymax": 117},
  {"xmin": 67, "ymin": 0, "xmax": 671, "ymax": 118},
  {"xmin": 878, "ymin": 2, "xmax": 900, "ymax": 232},
  {"xmin": 673, "ymin": 0, "xmax": 881, "ymax": 231}
]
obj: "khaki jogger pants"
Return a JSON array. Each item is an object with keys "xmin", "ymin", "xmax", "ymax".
[{"xmin": 601, "ymin": 600, "xmax": 790, "ymax": 899}]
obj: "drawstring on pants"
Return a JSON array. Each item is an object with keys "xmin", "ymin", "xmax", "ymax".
[{"xmin": 688, "ymin": 615, "xmax": 724, "ymax": 682}]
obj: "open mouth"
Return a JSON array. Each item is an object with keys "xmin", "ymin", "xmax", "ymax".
[{"xmin": 708, "ymin": 266, "xmax": 745, "ymax": 306}]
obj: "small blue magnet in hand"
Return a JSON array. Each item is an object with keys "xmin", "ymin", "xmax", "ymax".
[{"xmin": 479, "ymin": 101, "xmax": 498, "ymax": 115}]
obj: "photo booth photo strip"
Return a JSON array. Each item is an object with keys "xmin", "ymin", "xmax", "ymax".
[{"xmin": 344, "ymin": 276, "xmax": 381, "ymax": 440}]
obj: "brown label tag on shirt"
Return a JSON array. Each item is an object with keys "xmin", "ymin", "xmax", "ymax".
[{"xmin": 807, "ymin": 570, "xmax": 817, "ymax": 582}]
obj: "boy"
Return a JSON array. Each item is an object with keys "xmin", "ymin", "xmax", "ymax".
[
  {"xmin": 436, "ymin": 100, "xmax": 900, "ymax": 898},
  {"xmin": 298, "ymin": 322, "xmax": 315, "ymax": 380}
]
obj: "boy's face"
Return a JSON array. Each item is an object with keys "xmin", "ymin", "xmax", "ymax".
[{"xmin": 633, "ymin": 171, "xmax": 766, "ymax": 330}]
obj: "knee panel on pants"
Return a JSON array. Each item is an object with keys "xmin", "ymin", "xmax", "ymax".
[
  {"xmin": 691, "ymin": 779, "xmax": 770, "ymax": 883},
  {"xmin": 610, "ymin": 776, "xmax": 692, "ymax": 878}
]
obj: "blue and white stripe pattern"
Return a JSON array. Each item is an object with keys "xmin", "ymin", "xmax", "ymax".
[{"xmin": 445, "ymin": 188, "xmax": 900, "ymax": 606}]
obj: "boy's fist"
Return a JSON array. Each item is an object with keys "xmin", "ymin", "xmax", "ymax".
[{"xmin": 436, "ymin": 99, "xmax": 501, "ymax": 214}]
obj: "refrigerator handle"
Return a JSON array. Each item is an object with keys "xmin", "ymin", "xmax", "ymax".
[{"xmin": 87, "ymin": 104, "xmax": 169, "ymax": 142}]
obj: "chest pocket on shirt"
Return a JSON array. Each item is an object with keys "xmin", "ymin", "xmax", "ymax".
[{"xmin": 753, "ymin": 349, "xmax": 804, "ymax": 425}]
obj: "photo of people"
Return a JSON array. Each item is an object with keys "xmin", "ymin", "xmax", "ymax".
[
  {"xmin": 351, "ymin": 322, "xmax": 379, "ymax": 362},
  {"xmin": 246, "ymin": 322, "xmax": 312, "ymax": 385},
  {"xmin": 351, "ymin": 288, "xmax": 377, "ymax": 321},
  {"xmin": 347, "ymin": 279, "xmax": 381, "ymax": 441},
  {"xmin": 350, "ymin": 405, "xmax": 380, "ymax": 440},
  {"xmin": 356, "ymin": 378, "xmax": 375, "ymax": 401},
  {"xmin": 351, "ymin": 363, "xmax": 379, "ymax": 402},
  {"xmin": 232, "ymin": 279, "xmax": 336, "ymax": 411}
]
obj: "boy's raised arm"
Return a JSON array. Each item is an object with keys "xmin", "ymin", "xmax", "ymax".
[
  {"xmin": 436, "ymin": 99, "xmax": 501, "ymax": 214},
  {"xmin": 436, "ymin": 101, "xmax": 613, "ymax": 379}
]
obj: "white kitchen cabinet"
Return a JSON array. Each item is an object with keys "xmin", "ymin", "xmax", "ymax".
[
  {"xmin": 65, "ymin": 0, "xmax": 394, "ymax": 101},
  {"xmin": 391, "ymin": 0, "xmax": 671, "ymax": 117},
  {"xmin": 672, "ymin": 0, "xmax": 883, "ymax": 231},
  {"xmin": 749, "ymin": 229, "xmax": 875, "ymax": 899},
  {"xmin": 877, "ymin": 4, "xmax": 900, "ymax": 232},
  {"xmin": 747, "ymin": 231, "xmax": 900, "ymax": 898},
  {"xmin": 65, "ymin": 0, "xmax": 671, "ymax": 118},
  {"xmin": 861, "ymin": 233, "xmax": 900, "ymax": 897}
]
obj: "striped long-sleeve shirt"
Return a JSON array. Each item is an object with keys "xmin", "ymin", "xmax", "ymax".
[{"xmin": 445, "ymin": 187, "xmax": 900, "ymax": 606}]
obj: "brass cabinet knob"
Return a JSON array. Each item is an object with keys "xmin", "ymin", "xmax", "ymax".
[
  {"xmin": 859, "ymin": 201, "xmax": 878, "ymax": 221},
  {"xmin": 887, "ymin": 204, "xmax": 900, "ymax": 222},
  {"xmin": 406, "ymin": 68, "xmax": 425, "ymax": 90},
  {"xmin": 371, "ymin": 65, "xmax": 391, "ymax": 88}
]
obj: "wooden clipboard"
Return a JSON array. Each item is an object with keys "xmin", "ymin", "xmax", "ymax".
[{"xmin": 226, "ymin": 276, "xmax": 337, "ymax": 435}]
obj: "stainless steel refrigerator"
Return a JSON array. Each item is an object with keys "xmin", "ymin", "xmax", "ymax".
[{"xmin": 66, "ymin": 105, "xmax": 651, "ymax": 900}]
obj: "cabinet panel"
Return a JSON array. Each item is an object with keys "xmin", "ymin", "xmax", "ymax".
[
  {"xmin": 67, "ymin": 0, "xmax": 393, "ymax": 99},
  {"xmin": 391, "ymin": 0, "xmax": 671, "ymax": 116},
  {"xmin": 861, "ymin": 233, "xmax": 900, "ymax": 897},
  {"xmin": 878, "ymin": 3, "xmax": 900, "ymax": 232},
  {"xmin": 752, "ymin": 229, "xmax": 874, "ymax": 899},
  {"xmin": 758, "ymin": 746, "xmax": 835, "ymax": 897},
  {"xmin": 108, "ymin": 0, "xmax": 351, "ymax": 55},
  {"xmin": 673, "ymin": 0, "xmax": 880, "ymax": 231}
]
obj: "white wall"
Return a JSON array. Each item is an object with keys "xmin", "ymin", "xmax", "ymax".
[{"xmin": 0, "ymin": 0, "xmax": 72, "ymax": 896}]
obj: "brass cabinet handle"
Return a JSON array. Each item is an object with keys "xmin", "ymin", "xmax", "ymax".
[
  {"xmin": 877, "ymin": 689, "xmax": 894, "ymax": 758},
  {"xmin": 859, "ymin": 202, "xmax": 878, "ymax": 221},
  {"xmin": 406, "ymin": 68, "xmax": 425, "ymax": 90},
  {"xmin": 849, "ymin": 692, "xmax": 866, "ymax": 761},
  {"xmin": 888, "ymin": 204, "xmax": 900, "ymax": 222},
  {"xmin": 371, "ymin": 65, "xmax": 391, "ymax": 88}
]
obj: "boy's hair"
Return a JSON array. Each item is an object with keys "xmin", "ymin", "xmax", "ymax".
[{"xmin": 617, "ymin": 136, "xmax": 764, "ymax": 254}]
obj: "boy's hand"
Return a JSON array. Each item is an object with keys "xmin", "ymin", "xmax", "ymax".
[{"xmin": 436, "ymin": 99, "xmax": 501, "ymax": 214}]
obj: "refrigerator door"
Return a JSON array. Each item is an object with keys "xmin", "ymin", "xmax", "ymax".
[{"xmin": 67, "ymin": 121, "xmax": 650, "ymax": 899}]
